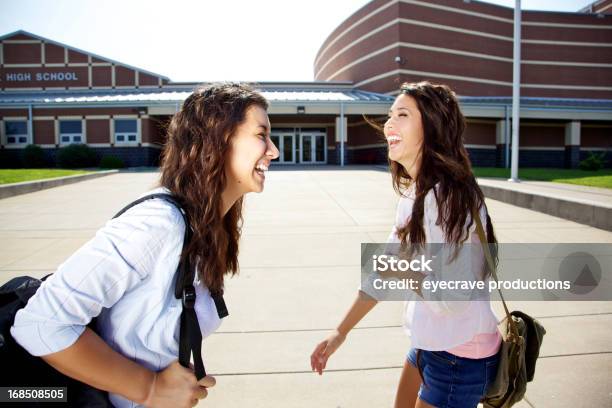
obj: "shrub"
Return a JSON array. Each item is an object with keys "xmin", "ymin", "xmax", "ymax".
[
  {"xmin": 22, "ymin": 144, "xmax": 48, "ymax": 168},
  {"xmin": 579, "ymin": 151, "xmax": 608, "ymax": 171},
  {"xmin": 99, "ymin": 155, "xmax": 125, "ymax": 169},
  {"xmin": 57, "ymin": 144, "xmax": 98, "ymax": 169}
]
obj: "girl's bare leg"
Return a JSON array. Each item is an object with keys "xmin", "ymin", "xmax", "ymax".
[
  {"xmin": 415, "ymin": 398, "xmax": 436, "ymax": 408},
  {"xmin": 394, "ymin": 360, "xmax": 422, "ymax": 408}
]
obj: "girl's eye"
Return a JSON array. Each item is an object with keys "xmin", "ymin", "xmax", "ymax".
[
  {"xmin": 257, "ymin": 133, "xmax": 266, "ymax": 139},
  {"xmin": 399, "ymin": 113, "xmax": 408, "ymax": 117}
]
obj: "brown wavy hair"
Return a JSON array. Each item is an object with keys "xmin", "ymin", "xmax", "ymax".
[
  {"xmin": 386, "ymin": 81, "xmax": 498, "ymax": 268},
  {"xmin": 159, "ymin": 83, "xmax": 268, "ymax": 294},
  {"xmin": 389, "ymin": 81, "xmax": 500, "ymax": 385}
]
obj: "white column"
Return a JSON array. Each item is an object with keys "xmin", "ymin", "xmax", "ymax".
[
  {"xmin": 335, "ymin": 108, "xmax": 347, "ymax": 167},
  {"xmin": 564, "ymin": 121, "xmax": 581, "ymax": 146},
  {"xmin": 496, "ymin": 120, "xmax": 506, "ymax": 145}
]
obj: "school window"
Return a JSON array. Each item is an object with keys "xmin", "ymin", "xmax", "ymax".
[
  {"xmin": 5, "ymin": 121, "xmax": 28, "ymax": 145},
  {"xmin": 59, "ymin": 120, "xmax": 83, "ymax": 144},
  {"xmin": 114, "ymin": 119, "xmax": 138, "ymax": 144}
]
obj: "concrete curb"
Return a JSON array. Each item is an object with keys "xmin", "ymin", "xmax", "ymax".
[
  {"xmin": 478, "ymin": 182, "xmax": 612, "ymax": 232},
  {"xmin": 0, "ymin": 170, "xmax": 119, "ymax": 200}
]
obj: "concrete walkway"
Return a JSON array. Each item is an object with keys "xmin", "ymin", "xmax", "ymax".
[{"xmin": 0, "ymin": 168, "xmax": 610, "ymax": 407}]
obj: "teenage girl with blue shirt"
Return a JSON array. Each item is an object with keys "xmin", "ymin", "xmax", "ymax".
[
  {"xmin": 311, "ymin": 82, "xmax": 501, "ymax": 408},
  {"xmin": 12, "ymin": 83, "xmax": 279, "ymax": 407}
]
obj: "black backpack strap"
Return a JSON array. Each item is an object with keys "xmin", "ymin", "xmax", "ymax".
[
  {"xmin": 179, "ymin": 282, "xmax": 205, "ymax": 379},
  {"xmin": 112, "ymin": 192, "xmax": 227, "ymax": 380},
  {"xmin": 113, "ymin": 193, "xmax": 192, "ymax": 250}
]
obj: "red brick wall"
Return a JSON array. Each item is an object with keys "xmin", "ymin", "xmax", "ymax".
[
  {"xmin": 582, "ymin": 125, "xmax": 612, "ymax": 147},
  {"xmin": 519, "ymin": 125, "xmax": 565, "ymax": 147},
  {"xmin": 92, "ymin": 66, "xmax": 112, "ymax": 87},
  {"xmin": 3, "ymin": 43, "xmax": 41, "ymax": 64},
  {"xmin": 44, "ymin": 43, "xmax": 64, "ymax": 63},
  {"xmin": 86, "ymin": 119, "xmax": 110, "ymax": 143},
  {"xmin": 33, "ymin": 120, "xmax": 54, "ymax": 144},
  {"xmin": 464, "ymin": 122, "xmax": 496, "ymax": 145},
  {"xmin": 115, "ymin": 66, "xmax": 135, "ymax": 87}
]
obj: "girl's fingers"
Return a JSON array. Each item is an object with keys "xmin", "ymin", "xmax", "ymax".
[
  {"xmin": 311, "ymin": 353, "xmax": 318, "ymax": 371},
  {"xmin": 311, "ymin": 342, "xmax": 326, "ymax": 370},
  {"xmin": 317, "ymin": 354, "xmax": 328, "ymax": 375},
  {"xmin": 194, "ymin": 386, "xmax": 208, "ymax": 400},
  {"xmin": 198, "ymin": 375, "xmax": 216, "ymax": 388},
  {"xmin": 312, "ymin": 339, "xmax": 334, "ymax": 375}
]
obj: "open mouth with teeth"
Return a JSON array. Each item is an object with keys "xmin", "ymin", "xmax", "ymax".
[
  {"xmin": 387, "ymin": 135, "xmax": 402, "ymax": 148},
  {"xmin": 254, "ymin": 163, "xmax": 269, "ymax": 179}
]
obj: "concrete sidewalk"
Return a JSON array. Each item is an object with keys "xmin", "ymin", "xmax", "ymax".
[{"xmin": 0, "ymin": 168, "xmax": 610, "ymax": 407}]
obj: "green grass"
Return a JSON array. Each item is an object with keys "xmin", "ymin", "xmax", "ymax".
[
  {"xmin": 473, "ymin": 167, "xmax": 612, "ymax": 189},
  {"xmin": 0, "ymin": 169, "xmax": 93, "ymax": 185}
]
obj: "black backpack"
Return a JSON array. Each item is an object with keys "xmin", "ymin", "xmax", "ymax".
[{"xmin": 0, "ymin": 193, "xmax": 228, "ymax": 406}]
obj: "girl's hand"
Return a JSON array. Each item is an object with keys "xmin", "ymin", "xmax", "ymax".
[
  {"xmin": 143, "ymin": 361, "xmax": 216, "ymax": 407},
  {"xmin": 310, "ymin": 330, "xmax": 346, "ymax": 375}
]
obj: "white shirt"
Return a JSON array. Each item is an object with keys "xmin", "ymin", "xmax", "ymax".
[
  {"xmin": 11, "ymin": 187, "xmax": 222, "ymax": 408},
  {"xmin": 386, "ymin": 182, "xmax": 499, "ymax": 350}
]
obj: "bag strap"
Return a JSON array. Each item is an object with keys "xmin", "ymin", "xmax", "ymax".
[
  {"xmin": 112, "ymin": 192, "xmax": 226, "ymax": 380},
  {"xmin": 113, "ymin": 193, "xmax": 192, "ymax": 254},
  {"xmin": 471, "ymin": 207, "xmax": 519, "ymax": 338}
]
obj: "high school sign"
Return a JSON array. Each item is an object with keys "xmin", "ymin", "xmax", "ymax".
[{"xmin": 4, "ymin": 71, "xmax": 80, "ymax": 82}]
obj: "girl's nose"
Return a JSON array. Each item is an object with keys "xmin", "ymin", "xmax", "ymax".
[{"xmin": 268, "ymin": 138, "xmax": 280, "ymax": 159}]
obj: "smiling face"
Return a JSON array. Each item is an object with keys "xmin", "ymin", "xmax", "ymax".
[
  {"xmin": 225, "ymin": 105, "xmax": 279, "ymax": 195},
  {"xmin": 384, "ymin": 94, "xmax": 424, "ymax": 172}
]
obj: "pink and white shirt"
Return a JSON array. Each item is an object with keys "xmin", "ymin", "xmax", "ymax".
[{"xmin": 388, "ymin": 182, "xmax": 501, "ymax": 358}]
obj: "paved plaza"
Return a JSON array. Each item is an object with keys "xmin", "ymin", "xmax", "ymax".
[{"xmin": 0, "ymin": 167, "xmax": 610, "ymax": 407}]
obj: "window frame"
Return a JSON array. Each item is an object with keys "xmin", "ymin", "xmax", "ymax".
[
  {"xmin": 59, "ymin": 119, "xmax": 84, "ymax": 146},
  {"xmin": 113, "ymin": 118, "xmax": 140, "ymax": 146},
  {"xmin": 4, "ymin": 120, "xmax": 29, "ymax": 146}
]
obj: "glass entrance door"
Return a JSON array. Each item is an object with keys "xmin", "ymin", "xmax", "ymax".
[
  {"xmin": 300, "ymin": 133, "xmax": 326, "ymax": 164},
  {"xmin": 270, "ymin": 133, "xmax": 295, "ymax": 163}
]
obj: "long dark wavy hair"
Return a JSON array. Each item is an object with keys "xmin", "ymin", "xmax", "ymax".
[
  {"xmin": 159, "ymin": 83, "xmax": 268, "ymax": 294},
  {"xmin": 388, "ymin": 82, "xmax": 498, "ymax": 265}
]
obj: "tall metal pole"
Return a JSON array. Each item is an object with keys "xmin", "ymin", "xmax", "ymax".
[
  {"xmin": 504, "ymin": 104, "xmax": 510, "ymax": 168},
  {"xmin": 509, "ymin": 0, "xmax": 521, "ymax": 182},
  {"xmin": 340, "ymin": 102, "xmax": 345, "ymax": 167}
]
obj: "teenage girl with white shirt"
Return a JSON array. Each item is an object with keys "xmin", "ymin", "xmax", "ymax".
[
  {"xmin": 11, "ymin": 83, "xmax": 279, "ymax": 407},
  {"xmin": 310, "ymin": 81, "xmax": 501, "ymax": 408}
]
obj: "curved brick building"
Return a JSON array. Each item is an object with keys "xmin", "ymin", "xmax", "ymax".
[{"xmin": 314, "ymin": 0, "xmax": 612, "ymax": 167}]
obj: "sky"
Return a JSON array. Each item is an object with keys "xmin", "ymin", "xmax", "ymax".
[{"xmin": 0, "ymin": 0, "xmax": 595, "ymax": 83}]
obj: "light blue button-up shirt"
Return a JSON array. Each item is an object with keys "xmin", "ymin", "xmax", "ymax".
[{"xmin": 11, "ymin": 187, "xmax": 222, "ymax": 407}]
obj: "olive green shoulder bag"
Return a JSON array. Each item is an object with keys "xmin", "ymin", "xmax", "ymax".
[{"xmin": 472, "ymin": 208, "xmax": 547, "ymax": 408}]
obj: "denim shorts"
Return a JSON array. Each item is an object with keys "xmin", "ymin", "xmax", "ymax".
[{"xmin": 407, "ymin": 348, "xmax": 499, "ymax": 408}]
